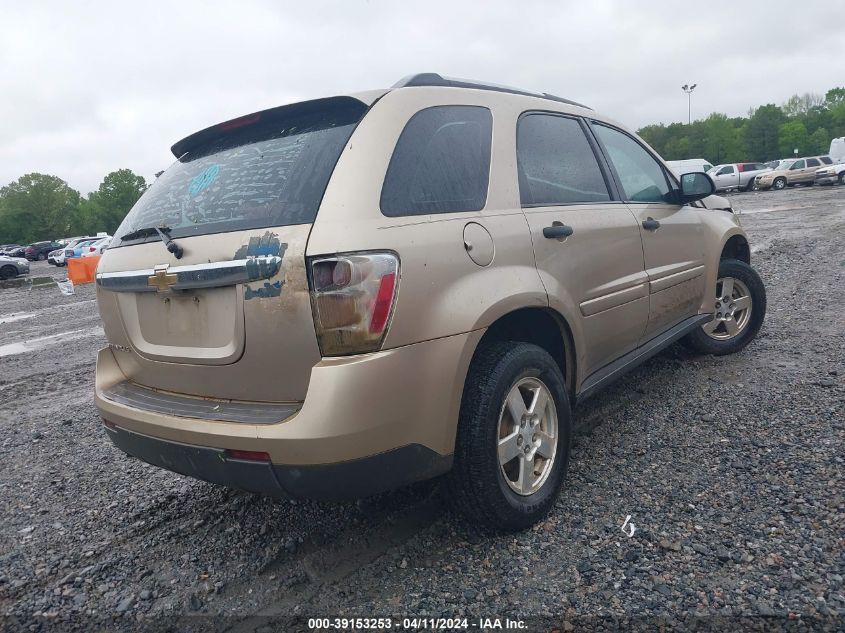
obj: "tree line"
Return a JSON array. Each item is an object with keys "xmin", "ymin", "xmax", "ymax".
[
  {"xmin": 638, "ymin": 87, "xmax": 845, "ymax": 165},
  {"xmin": 0, "ymin": 169, "xmax": 147, "ymax": 245},
  {"xmin": 2, "ymin": 86, "xmax": 844, "ymax": 245}
]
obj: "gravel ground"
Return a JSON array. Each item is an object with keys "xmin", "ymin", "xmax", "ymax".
[{"xmin": 0, "ymin": 186, "xmax": 843, "ymax": 632}]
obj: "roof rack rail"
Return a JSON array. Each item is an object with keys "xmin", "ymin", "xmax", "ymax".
[{"xmin": 391, "ymin": 73, "xmax": 591, "ymax": 110}]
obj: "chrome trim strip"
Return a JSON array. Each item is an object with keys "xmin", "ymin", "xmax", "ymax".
[{"xmin": 96, "ymin": 256, "xmax": 282, "ymax": 293}]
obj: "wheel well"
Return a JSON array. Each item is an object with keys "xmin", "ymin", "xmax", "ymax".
[
  {"xmin": 477, "ymin": 308, "xmax": 575, "ymax": 397},
  {"xmin": 721, "ymin": 235, "xmax": 750, "ymax": 264}
]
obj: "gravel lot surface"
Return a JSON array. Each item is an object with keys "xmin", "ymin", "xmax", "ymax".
[{"xmin": 1, "ymin": 187, "xmax": 843, "ymax": 631}]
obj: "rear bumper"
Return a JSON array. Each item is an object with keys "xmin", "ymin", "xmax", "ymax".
[
  {"xmin": 95, "ymin": 330, "xmax": 481, "ymax": 498},
  {"xmin": 104, "ymin": 423, "xmax": 451, "ymax": 500}
]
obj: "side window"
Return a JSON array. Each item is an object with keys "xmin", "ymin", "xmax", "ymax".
[
  {"xmin": 703, "ymin": 164, "xmax": 713, "ymax": 172},
  {"xmin": 593, "ymin": 124, "xmax": 673, "ymax": 203},
  {"xmin": 380, "ymin": 106, "xmax": 492, "ymax": 217},
  {"xmin": 516, "ymin": 114, "xmax": 610, "ymax": 206},
  {"xmin": 820, "ymin": 156, "xmax": 832, "ymax": 165},
  {"xmin": 806, "ymin": 158, "xmax": 820, "ymax": 168},
  {"xmin": 791, "ymin": 160, "xmax": 805, "ymax": 169},
  {"xmin": 717, "ymin": 166, "xmax": 734, "ymax": 176}
]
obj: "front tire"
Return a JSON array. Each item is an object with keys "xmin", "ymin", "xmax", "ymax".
[
  {"xmin": 838, "ymin": 172, "xmax": 844, "ymax": 185},
  {"xmin": 37, "ymin": 253, "xmax": 46, "ymax": 261},
  {"xmin": 0, "ymin": 265, "xmax": 17, "ymax": 280},
  {"xmin": 448, "ymin": 341, "xmax": 571, "ymax": 532},
  {"xmin": 773, "ymin": 177, "xmax": 786, "ymax": 190},
  {"xmin": 682, "ymin": 259, "xmax": 766, "ymax": 356}
]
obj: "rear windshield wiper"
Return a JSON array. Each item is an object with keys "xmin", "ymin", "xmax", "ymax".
[{"xmin": 120, "ymin": 225, "xmax": 184, "ymax": 259}]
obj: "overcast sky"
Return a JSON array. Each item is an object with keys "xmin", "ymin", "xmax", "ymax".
[{"xmin": 2, "ymin": 0, "xmax": 844, "ymax": 194}]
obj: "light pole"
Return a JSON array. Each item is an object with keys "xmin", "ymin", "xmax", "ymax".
[{"xmin": 681, "ymin": 83, "xmax": 697, "ymax": 125}]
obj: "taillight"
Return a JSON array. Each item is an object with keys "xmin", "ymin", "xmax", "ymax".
[
  {"xmin": 308, "ymin": 252, "xmax": 399, "ymax": 356},
  {"xmin": 89, "ymin": 247, "xmax": 96, "ymax": 252}
]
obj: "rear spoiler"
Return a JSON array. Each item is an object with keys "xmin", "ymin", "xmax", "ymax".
[{"xmin": 170, "ymin": 96, "xmax": 368, "ymax": 159}]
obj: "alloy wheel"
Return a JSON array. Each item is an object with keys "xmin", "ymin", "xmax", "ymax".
[
  {"xmin": 497, "ymin": 377, "xmax": 557, "ymax": 496},
  {"xmin": 702, "ymin": 276, "xmax": 752, "ymax": 340}
]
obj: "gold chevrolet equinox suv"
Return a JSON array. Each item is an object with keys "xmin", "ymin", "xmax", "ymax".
[{"xmin": 95, "ymin": 74, "xmax": 766, "ymax": 531}]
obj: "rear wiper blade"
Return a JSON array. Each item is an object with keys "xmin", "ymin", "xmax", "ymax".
[{"xmin": 120, "ymin": 225, "xmax": 183, "ymax": 259}]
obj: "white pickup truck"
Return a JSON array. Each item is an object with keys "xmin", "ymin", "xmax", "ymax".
[
  {"xmin": 707, "ymin": 162, "xmax": 771, "ymax": 192},
  {"xmin": 815, "ymin": 138, "xmax": 845, "ymax": 185},
  {"xmin": 814, "ymin": 161, "xmax": 845, "ymax": 185}
]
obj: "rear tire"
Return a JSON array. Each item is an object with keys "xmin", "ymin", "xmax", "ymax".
[
  {"xmin": 0, "ymin": 265, "xmax": 17, "ymax": 280},
  {"xmin": 37, "ymin": 253, "xmax": 46, "ymax": 261},
  {"xmin": 447, "ymin": 341, "xmax": 571, "ymax": 532},
  {"xmin": 838, "ymin": 172, "xmax": 844, "ymax": 185},
  {"xmin": 682, "ymin": 259, "xmax": 766, "ymax": 356},
  {"xmin": 744, "ymin": 178, "xmax": 756, "ymax": 192}
]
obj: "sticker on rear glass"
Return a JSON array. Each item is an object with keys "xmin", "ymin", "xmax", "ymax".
[{"xmin": 188, "ymin": 164, "xmax": 220, "ymax": 196}]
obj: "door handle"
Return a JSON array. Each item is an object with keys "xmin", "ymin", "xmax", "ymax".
[
  {"xmin": 642, "ymin": 218, "xmax": 661, "ymax": 231},
  {"xmin": 542, "ymin": 224, "xmax": 574, "ymax": 239}
]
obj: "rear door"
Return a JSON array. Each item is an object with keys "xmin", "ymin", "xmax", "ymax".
[
  {"xmin": 96, "ymin": 97, "xmax": 368, "ymax": 403},
  {"xmin": 517, "ymin": 113, "xmax": 648, "ymax": 375},
  {"xmin": 590, "ymin": 123, "xmax": 706, "ymax": 341},
  {"xmin": 802, "ymin": 157, "xmax": 821, "ymax": 182}
]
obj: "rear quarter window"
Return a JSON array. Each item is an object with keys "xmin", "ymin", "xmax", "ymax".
[{"xmin": 380, "ymin": 106, "xmax": 492, "ymax": 217}]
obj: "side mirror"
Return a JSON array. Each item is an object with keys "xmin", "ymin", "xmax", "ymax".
[{"xmin": 679, "ymin": 172, "xmax": 715, "ymax": 203}]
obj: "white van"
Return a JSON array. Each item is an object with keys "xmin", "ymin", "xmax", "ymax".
[
  {"xmin": 829, "ymin": 138, "xmax": 845, "ymax": 164},
  {"xmin": 665, "ymin": 158, "xmax": 714, "ymax": 177}
]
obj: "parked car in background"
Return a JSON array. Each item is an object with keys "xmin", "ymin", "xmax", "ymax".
[
  {"xmin": 25, "ymin": 241, "xmax": 64, "ymax": 261},
  {"xmin": 80, "ymin": 236, "xmax": 112, "ymax": 257},
  {"xmin": 815, "ymin": 160, "xmax": 845, "ymax": 185},
  {"xmin": 49, "ymin": 236, "xmax": 98, "ymax": 266},
  {"xmin": 755, "ymin": 156, "xmax": 832, "ymax": 190},
  {"xmin": 47, "ymin": 248, "xmax": 63, "ymax": 265},
  {"xmin": 2, "ymin": 245, "xmax": 26, "ymax": 258},
  {"xmin": 665, "ymin": 158, "xmax": 713, "ymax": 176},
  {"xmin": 63, "ymin": 237, "xmax": 102, "ymax": 262},
  {"xmin": 0, "ymin": 244, "xmax": 19, "ymax": 254},
  {"xmin": 0, "ymin": 254, "xmax": 30, "ymax": 280},
  {"xmin": 708, "ymin": 162, "xmax": 771, "ymax": 192}
]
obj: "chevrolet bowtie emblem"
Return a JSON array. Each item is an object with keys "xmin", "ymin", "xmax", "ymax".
[{"xmin": 148, "ymin": 264, "xmax": 177, "ymax": 292}]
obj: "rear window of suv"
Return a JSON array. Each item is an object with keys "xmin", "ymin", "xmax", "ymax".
[
  {"xmin": 112, "ymin": 97, "xmax": 367, "ymax": 247},
  {"xmin": 381, "ymin": 106, "xmax": 492, "ymax": 216}
]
